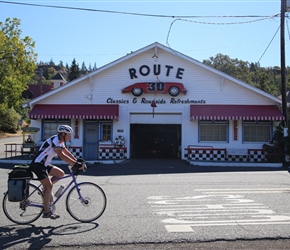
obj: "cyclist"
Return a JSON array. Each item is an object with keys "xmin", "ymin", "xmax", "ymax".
[{"xmin": 29, "ymin": 125, "xmax": 84, "ymax": 219}]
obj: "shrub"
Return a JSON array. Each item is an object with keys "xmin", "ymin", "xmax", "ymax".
[{"xmin": 0, "ymin": 105, "xmax": 21, "ymax": 133}]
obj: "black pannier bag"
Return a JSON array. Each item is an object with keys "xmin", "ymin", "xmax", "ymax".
[{"xmin": 7, "ymin": 165, "xmax": 33, "ymax": 202}]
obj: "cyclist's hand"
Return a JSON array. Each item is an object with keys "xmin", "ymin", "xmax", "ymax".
[
  {"xmin": 73, "ymin": 162, "xmax": 84, "ymax": 170},
  {"xmin": 77, "ymin": 158, "xmax": 85, "ymax": 163}
]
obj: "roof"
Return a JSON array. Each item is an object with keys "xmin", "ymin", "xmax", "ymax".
[
  {"xmin": 28, "ymin": 84, "xmax": 54, "ymax": 99},
  {"xmin": 50, "ymin": 72, "xmax": 66, "ymax": 81}
]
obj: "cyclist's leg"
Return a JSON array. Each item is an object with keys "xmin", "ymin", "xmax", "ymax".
[
  {"xmin": 40, "ymin": 177, "xmax": 60, "ymax": 219},
  {"xmin": 40, "ymin": 177, "xmax": 53, "ymax": 213},
  {"xmin": 46, "ymin": 164, "xmax": 64, "ymax": 203},
  {"xmin": 48, "ymin": 165, "xmax": 65, "ymax": 184},
  {"xmin": 30, "ymin": 162, "xmax": 58, "ymax": 218}
]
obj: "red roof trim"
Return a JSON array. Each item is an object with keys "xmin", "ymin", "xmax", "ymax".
[
  {"xmin": 190, "ymin": 105, "xmax": 284, "ymax": 121},
  {"xmin": 29, "ymin": 104, "xmax": 119, "ymax": 120}
]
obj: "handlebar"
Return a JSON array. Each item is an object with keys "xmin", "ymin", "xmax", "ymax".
[{"xmin": 68, "ymin": 163, "xmax": 87, "ymax": 175}]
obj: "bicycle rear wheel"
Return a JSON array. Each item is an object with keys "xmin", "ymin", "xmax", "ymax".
[
  {"xmin": 66, "ymin": 182, "xmax": 107, "ymax": 222},
  {"xmin": 3, "ymin": 182, "xmax": 43, "ymax": 224}
]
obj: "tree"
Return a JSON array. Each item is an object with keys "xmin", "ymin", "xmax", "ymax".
[
  {"xmin": 42, "ymin": 66, "xmax": 57, "ymax": 80},
  {"xmin": 0, "ymin": 104, "xmax": 20, "ymax": 132},
  {"xmin": 203, "ymin": 54, "xmax": 252, "ymax": 83},
  {"xmin": 93, "ymin": 62, "xmax": 97, "ymax": 71},
  {"xmin": 68, "ymin": 58, "xmax": 81, "ymax": 81},
  {"xmin": 202, "ymin": 54, "xmax": 281, "ymax": 96},
  {"xmin": 81, "ymin": 61, "xmax": 87, "ymax": 71},
  {"xmin": 49, "ymin": 58, "xmax": 55, "ymax": 66},
  {"xmin": 58, "ymin": 60, "xmax": 64, "ymax": 68},
  {"xmin": 0, "ymin": 18, "xmax": 37, "ymax": 112}
]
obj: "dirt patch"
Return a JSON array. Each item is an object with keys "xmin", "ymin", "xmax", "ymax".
[{"xmin": 0, "ymin": 131, "xmax": 22, "ymax": 138}]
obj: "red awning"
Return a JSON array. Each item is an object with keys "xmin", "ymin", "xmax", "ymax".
[
  {"xmin": 190, "ymin": 105, "xmax": 284, "ymax": 121},
  {"xmin": 29, "ymin": 104, "xmax": 119, "ymax": 120}
]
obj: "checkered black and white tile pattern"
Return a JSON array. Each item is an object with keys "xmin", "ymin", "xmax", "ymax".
[
  {"xmin": 185, "ymin": 148, "xmax": 264, "ymax": 162},
  {"xmin": 68, "ymin": 146, "xmax": 128, "ymax": 160},
  {"xmin": 99, "ymin": 147, "xmax": 127, "ymax": 160},
  {"xmin": 186, "ymin": 148, "xmax": 227, "ymax": 161},
  {"xmin": 227, "ymin": 155, "xmax": 248, "ymax": 162},
  {"xmin": 248, "ymin": 149, "xmax": 264, "ymax": 162},
  {"xmin": 69, "ymin": 146, "xmax": 83, "ymax": 158}
]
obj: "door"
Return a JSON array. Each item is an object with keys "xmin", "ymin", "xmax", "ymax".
[{"xmin": 83, "ymin": 122, "xmax": 99, "ymax": 159}]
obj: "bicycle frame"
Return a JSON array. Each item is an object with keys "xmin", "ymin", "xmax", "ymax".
[{"xmin": 28, "ymin": 170, "xmax": 85, "ymax": 209}]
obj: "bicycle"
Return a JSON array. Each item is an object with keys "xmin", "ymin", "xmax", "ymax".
[{"xmin": 2, "ymin": 164, "xmax": 107, "ymax": 225}]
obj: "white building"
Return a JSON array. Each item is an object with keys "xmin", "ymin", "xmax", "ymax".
[
  {"xmin": 50, "ymin": 72, "xmax": 67, "ymax": 89},
  {"xmin": 26, "ymin": 42, "xmax": 284, "ymax": 163}
]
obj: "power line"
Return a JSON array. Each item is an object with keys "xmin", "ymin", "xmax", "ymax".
[
  {"xmin": 0, "ymin": 0, "xmax": 280, "ymax": 19},
  {"xmin": 286, "ymin": 15, "xmax": 290, "ymax": 41},
  {"xmin": 166, "ymin": 16, "xmax": 279, "ymax": 49},
  {"xmin": 257, "ymin": 25, "xmax": 280, "ymax": 64}
]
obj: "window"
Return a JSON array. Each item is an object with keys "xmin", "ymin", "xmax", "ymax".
[
  {"xmin": 101, "ymin": 123, "xmax": 112, "ymax": 141},
  {"xmin": 43, "ymin": 119, "xmax": 71, "ymax": 140},
  {"xmin": 199, "ymin": 120, "xmax": 228, "ymax": 142},
  {"xmin": 243, "ymin": 121, "xmax": 271, "ymax": 142}
]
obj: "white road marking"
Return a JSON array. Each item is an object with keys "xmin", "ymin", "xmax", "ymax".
[
  {"xmin": 195, "ymin": 188, "xmax": 290, "ymax": 193},
  {"xmin": 148, "ymin": 188, "xmax": 290, "ymax": 233}
]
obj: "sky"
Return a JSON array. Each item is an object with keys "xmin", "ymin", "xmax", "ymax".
[{"xmin": 0, "ymin": 0, "xmax": 289, "ymax": 68}]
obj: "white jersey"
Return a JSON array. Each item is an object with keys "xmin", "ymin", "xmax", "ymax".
[{"xmin": 33, "ymin": 135, "xmax": 65, "ymax": 166}]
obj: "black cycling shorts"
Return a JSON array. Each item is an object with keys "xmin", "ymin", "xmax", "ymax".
[{"xmin": 29, "ymin": 162, "xmax": 54, "ymax": 181}]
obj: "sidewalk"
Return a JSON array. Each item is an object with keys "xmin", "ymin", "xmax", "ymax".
[
  {"xmin": 0, "ymin": 154, "xmax": 124, "ymax": 165},
  {"xmin": 189, "ymin": 160, "xmax": 283, "ymax": 168},
  {"xmin": 0, "ymin": 154, "xmax": 284, "ymax": 168}
]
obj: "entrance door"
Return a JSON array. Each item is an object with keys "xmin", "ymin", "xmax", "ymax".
[
  {"xmin": 130, "ymin": 124, "xmax": 181, "ymax": 159},
  {"xmin": 83, "ymin": 122, "xmax": 99, "ymax": 159}
]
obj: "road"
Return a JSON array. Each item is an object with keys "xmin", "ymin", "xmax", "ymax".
[{"xmin": 1, "ymin": 158, "xmax": 290, "ymax": 249}]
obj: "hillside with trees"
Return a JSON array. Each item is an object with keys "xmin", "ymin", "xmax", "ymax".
[
  {"xmin": 31, "ymin": 58, "xmax": 97, "ymax": 86},
  {"xmin": 203, "ymin": 54, "xmax": 290, "ymax": 97}
]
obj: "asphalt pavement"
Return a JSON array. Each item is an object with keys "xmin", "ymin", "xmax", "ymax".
[{"xmin": 2, "ymin": 136, "xmax": 290, "ymax": 249}]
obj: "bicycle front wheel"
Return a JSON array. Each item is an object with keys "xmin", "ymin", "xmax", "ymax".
[
  {"xmin": 66, "ymin": 182, "xmax": 107, "ymax": 222},
  {"xmin": 3, "ymin": 182, "xmax": 44, "ymax": 224}
]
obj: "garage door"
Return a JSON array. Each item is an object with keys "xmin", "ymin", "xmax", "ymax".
[{"xmin": 130, "ymin": 124, "xmax": 181, "ymax": 159}]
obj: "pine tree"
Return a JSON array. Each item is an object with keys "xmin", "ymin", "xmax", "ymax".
[
  {"xmin": 68, "ymin": 58, "xmax": 81, "ymax": 81},
  {"xmin": 93, "ymin": 62, "xmax": 97, "ymax": 71},
  {"xmin": 58, "ymin": 60, "xmax": 64, "ymax": 68},
  {"xmin": 81, "ymin": 62, "xmax": 87, "ymax": 71},
  {"xmin": 49, "ymin": 58, "xmax": 55, "ymax": 66}
]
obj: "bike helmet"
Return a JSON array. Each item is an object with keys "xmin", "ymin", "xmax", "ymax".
[{"xmin": 57, "ymin": 125, "xmax": 73, "ymax": 134}]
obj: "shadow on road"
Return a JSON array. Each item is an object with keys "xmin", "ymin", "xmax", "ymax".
[
  {"xmin": 82, "ymin": 159, "xmax": 287, "ymax": 177},
  {"xmin": 0, "ymin": 222, "xmax": 99, "ymax": 249}
]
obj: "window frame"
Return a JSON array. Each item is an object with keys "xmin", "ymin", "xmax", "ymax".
[
  {"xmin": 198, "ymin": 120, "xmax": 229, "ymax": 143},
  {"xmin": 100, "ymin": 122, "xmax": 112, "ymax": 142},
  {"xmin": 242, "ymin": 120, "xmax": 272, "ymax": 143},
  {"xmin": 42, "ymin": 119, "xmax": 71, "ymax": 140}
]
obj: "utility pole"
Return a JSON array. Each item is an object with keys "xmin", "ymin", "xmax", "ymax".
[
  {"xmin": 281, "ymin": 0, "xmax": 289, "ymax": 165},
  {"xmin": 281, "ymin": 0, "xmax": 287, "ymax": 127}
]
